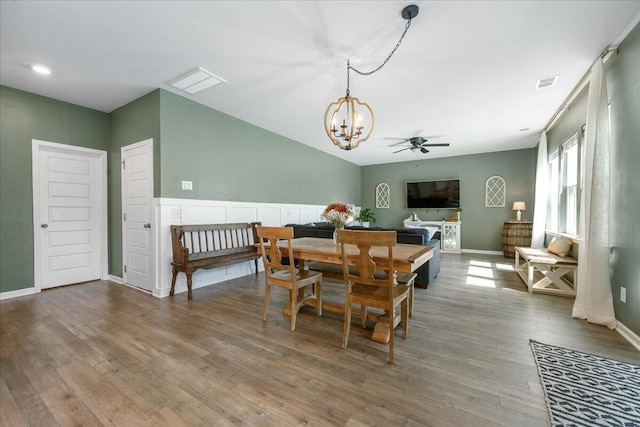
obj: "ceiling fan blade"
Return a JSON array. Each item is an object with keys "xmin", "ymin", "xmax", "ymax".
[
  {"xmin": 393, "ymin": 147, "xmax": 412, "ymax": 154},
  {"xmin": 421, "ymin": 147, "xmax": 429, "ymax": 154},
  {"xmin": 387, "ymin": 139, "xmax": 411, "ymax": 147},
  {"xmin": 422, "ymin": 143, "xmax": 450, "ymax": 147}
]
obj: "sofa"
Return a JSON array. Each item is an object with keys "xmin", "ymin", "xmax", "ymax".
[{"xmin": 284, "ymin": 222, "xmax": 440, "ymax": 288}]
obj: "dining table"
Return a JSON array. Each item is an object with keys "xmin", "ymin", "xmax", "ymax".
[{"xmin": 269, "ymin": 237, "xmax": 435, "ymax": 343}]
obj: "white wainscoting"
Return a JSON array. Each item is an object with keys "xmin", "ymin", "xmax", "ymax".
[{"xmin": 153, "ymin": 198, "xmax": 331, "ymax": 298}]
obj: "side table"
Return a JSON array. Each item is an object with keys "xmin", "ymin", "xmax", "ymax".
[{"xmin": 502, "ymin": 221, "xmax": 532, "ymax": 258}]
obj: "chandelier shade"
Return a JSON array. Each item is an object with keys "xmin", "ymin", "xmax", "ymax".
[{"xmin": 324, "ymin": 95, "xmax": 374, "ymax": 151}]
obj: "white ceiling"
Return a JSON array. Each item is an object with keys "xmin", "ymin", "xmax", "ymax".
[{"xmin": 2, "ymin": 1, "xmax": 639, "ymax": 166}]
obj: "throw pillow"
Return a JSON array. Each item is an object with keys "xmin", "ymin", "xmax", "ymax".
[{"xmin": 547, "ymin": 236, "xmax": 573, "ymax": 257}]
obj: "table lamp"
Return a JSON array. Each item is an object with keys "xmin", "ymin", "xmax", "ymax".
[{"xmin": 513, "ymin": 201, "xmax": 526, "ymax": 221}]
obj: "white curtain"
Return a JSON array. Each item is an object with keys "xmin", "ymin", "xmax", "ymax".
[
  {"xmin": 572, "ymin": 58, "xmax": 616, "ymax": 328},
  {"xmin": 531, "ymin": 131, "xmax": 548, "ymax": 248}
]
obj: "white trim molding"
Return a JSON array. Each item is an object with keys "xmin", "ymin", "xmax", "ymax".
[
  {"xmin": 615, "ymin": 321, "xmax": 640, "ymax": 352},
  {"xmin": 153, "ymin": 197, "xmax": 331, "ymax": 299},
  {"xmin": 461, "ymin": 249, "xmax": 504, "ymax": 256},
  {"xmin": 0, "ymin": 287, "xmax": 37, "ymax": 301},
  {"xmin": 108, "ymin": 275, "xmax": 124, "ymax": 284}
]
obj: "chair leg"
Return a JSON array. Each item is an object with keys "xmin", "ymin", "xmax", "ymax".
[
  {"xmin": 315, "ymin": 281, "xmax": 322, "ymax": 316},
  {"xmin": 388, "ymin": 314, "xmax": 394, "ymax": 365},
  {"xmin": 360, "ymin": 304, "xmax": 367, "ymax": 328},
  {"xmin": 263, "ymin": 284, "xmax": 270, "ymax": 322},
  {"xmin": 342, "ymin": 301, "xmax": 351, "ymax": 349},
  {"xmin": 290, "ymin": 289, "xmax": 297, "ymax": 331},
  {"xmin": 401, "ymin": 298, "xmax": 408, "ymax": 339}
]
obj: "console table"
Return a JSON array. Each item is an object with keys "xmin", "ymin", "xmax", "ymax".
[{"xmin": 403, "ymin": 219, "xmax": 461, "ymax": 254}]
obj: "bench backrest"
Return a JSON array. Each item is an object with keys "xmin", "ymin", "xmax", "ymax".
[{"xmin": 171, "ymin": 222, "xmax": 261, "ymax": 264}]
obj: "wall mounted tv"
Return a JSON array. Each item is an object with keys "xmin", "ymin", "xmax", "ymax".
[{"xmin": 406, "ymin": 180, "xmax": 460, "ymax": 209}]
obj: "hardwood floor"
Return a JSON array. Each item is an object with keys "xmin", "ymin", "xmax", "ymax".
[{"xmin": 1, "ymin": 253, "xmax": 638, "ymax": 426}]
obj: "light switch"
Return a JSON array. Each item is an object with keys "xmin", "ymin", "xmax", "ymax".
[
  {"xmin": 181, "ymin": 181, "xmax": 193, "ymax": 190},
  {"xmin": 170, "ymin": 208, "xmax": 181, "ymax": 219}
]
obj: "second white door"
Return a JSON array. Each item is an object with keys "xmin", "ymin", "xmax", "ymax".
[{"xmin": 122, "ymin": 139, "xmax": 154, "ymax": 292}]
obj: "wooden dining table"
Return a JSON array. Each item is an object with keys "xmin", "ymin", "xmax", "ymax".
[{"xmin": 270, "ymin": 237, "xmax": 435, "ymax": 343}]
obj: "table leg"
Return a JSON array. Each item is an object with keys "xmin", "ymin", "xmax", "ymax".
[{"xmin": 371, "ymin": 309, "xmax": 402, "ymax": 343}]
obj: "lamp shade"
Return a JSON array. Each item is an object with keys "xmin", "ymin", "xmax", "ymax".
[{"xmin": 512, "ymin": 201, "xmax": 526, "ymax": 211}]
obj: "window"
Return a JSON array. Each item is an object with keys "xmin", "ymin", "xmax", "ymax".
[
  {"xmin": 547, "ymin": 149, "xmax": 560, "ymax": 231},
  {"xmin": 562, "ymin": 133, "xmax": 579, "ymax": 235}
]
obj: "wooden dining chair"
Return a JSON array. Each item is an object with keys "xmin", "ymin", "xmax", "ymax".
[
  {"xmin": 257, "ymin": 226, "xmax": 322, "ymax": 331},
  {"xmin": 337, "ymin": 229, "xmax": 411, "ymax": 364}
]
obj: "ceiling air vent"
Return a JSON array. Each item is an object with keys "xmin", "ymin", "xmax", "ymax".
[
  {"xmin": 166, "ymin": 67, "xmax": 226, "ymax": 94},
  {"xmin": 536, "ymin": 75, "xmax": 559, "ymax": 89}
]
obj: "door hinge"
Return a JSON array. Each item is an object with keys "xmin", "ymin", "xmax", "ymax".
[
  {"xmin": 124, "ymin": 265, "xmax": 127, "ymax": 273},
  {"xmin": 121, "ymin": 159, "xmax": 126, "ymax": 169},
  {"xmin": 123, "ymin": 213, "xmax": 126, "ymax": 221}
]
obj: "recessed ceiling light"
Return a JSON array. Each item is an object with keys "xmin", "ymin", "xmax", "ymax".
[
  {"xmin": 166, "ymin": 67, "xmax": 226, "ymax": 94},
  {"xmin": 536, "ymin": 75, "xmax": 558, "ymax": 89},
  {"xmin": 32, "ymin": 65, "xmax": 52, "ymax": 75}
]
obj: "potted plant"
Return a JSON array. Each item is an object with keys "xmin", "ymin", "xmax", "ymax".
[
  {"xmin": 456, "ymin": 207, "xmax": 462, "ymax": 221},
  {"xmin": 356, "ymin": 208, "xmax": 376, "ymax": 227}
]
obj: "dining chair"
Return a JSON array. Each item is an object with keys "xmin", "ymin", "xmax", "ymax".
[
  {"xmin": 257, "ymin": 226, "xmax": 322, "ymax": 331},
  {"xmin": 337, "ymin": 229, "xmax": 410, "ymax": 364}
]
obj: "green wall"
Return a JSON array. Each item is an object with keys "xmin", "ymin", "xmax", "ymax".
[
  {"xmin": 606, "ymin": 22, "xmax": 640, "ymax": 334},
  {"xmin": 109, "ymin": 90, "xmax": 161, "ymax": 276},
  {"xmin": 547, "ymin": 87, "xmax": 588, "ymax": 153},
  {"xmin": 159, "ymin": 90, "xmax": 361, "ymax": 204},
  {"xmin": 546, "ymin": 23, "xmax": 640, "ymax": 335},
  {"xmin": 0, "ymin": 86, "xmax": 110, "ymax": 293},
  {"xmin": 361, "ymin": 149, "xmax": 536, "ymax": 251}
]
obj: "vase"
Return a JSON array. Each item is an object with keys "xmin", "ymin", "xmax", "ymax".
[{"xmin": 333, "ymin": 224, "xmax": 344, "ymax": 245}]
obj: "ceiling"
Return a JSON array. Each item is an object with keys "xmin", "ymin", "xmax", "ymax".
[{"xmin": 2, "ymin": 1, "xmax": 639, "ymax": 166}]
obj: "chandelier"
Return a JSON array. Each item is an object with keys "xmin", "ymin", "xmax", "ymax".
[{"xmin": 324, "ymin": 5, "xmax": 419, "ymax": 151}]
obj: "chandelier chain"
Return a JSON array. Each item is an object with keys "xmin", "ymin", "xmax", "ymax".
[{"xmin": 349, "ymin": 18, "xmax": 413, "ymax": 77}]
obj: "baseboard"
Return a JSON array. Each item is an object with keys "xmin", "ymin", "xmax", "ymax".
[
  {"xmin": 0, "ymin": 287, "xmax": 37, "ymax": 301},
  {"xmin": 615, "ymin": 321, "xmax": 640, "ymax": 352},
  {"xmin": 461, "ymin": 249, "xmax": 503, "ymax": 256},
  {"xmin": 108, "ymin": 275, "xmax": 124, "ymax": 284},
  {"xmin": 154, "ymin": 269, "xmax": 257, "ymax": 299}
]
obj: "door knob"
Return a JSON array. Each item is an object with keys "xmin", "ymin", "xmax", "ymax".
[
  {"xmin": 143, "ymin": 223, "xmax": 151, "ymax": 228},
  {"xmin": 41, "ymin": 224, "xmax": 48, "ymax": 228}
]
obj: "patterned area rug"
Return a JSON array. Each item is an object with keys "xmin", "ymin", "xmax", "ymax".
[{"xmin": 530, "ymin": 340, "xmax": 640, "ymax": 427}]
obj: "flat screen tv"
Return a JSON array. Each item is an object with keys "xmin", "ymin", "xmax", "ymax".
[{"xmin": 407, "ymin": 179, "xmax": 460, "ymax": 209}]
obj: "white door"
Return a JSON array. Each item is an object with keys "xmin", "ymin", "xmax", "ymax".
[
  {"xmin": 122, "ymin": 139, "xmax": 154, "ymax": 292},
  {"xmin": 33, "ymin": 141, "xmax": 106, "ymax": 289}
]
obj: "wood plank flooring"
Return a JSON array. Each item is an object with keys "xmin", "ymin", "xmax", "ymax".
[{"xmin": 1, "ymin": 253, "xmax": 638, "ymax": 426}]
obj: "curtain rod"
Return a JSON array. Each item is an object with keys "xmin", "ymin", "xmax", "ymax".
[{"xmin": 543, "ymin": 47, "xmax": 618, "ymax": 132}]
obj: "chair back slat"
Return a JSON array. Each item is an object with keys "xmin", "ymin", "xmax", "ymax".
[
  {"xmin": 338, "ymin": 229, "xmax": 396, "ymax": 288},
  {"xmin": 256, "ymin": 226, "xmax": 295, "ymax": 274}
]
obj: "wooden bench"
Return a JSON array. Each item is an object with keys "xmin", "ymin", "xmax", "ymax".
[
  {"xmin": 514, "ymin": 246, "xmax": 578, "ymax": 296},
  {"xmin": 170, "ymin": 222, "xmax": 261, "ymax": 300}
]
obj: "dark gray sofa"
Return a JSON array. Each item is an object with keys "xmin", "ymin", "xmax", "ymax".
[{"xmin": 284, "ymin": 223, "xmax": 440, "ymax": 287}]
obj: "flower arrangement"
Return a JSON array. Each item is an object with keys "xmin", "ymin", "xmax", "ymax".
[{"xmin": 321, "ymin": 202, "xmax": 355, "ymax": 228}]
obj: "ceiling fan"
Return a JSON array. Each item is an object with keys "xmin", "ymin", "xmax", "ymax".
[{"xmin": 386, "ymin": 137, "xmax": 450, "ymax": 154}]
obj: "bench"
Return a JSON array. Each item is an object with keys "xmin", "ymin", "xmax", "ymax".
[
  {"xmin": 170, "ymin": 222, "xmax": 261, "ymax": 300},
  {"xmin": 514, "ymin": 246, "xmax": 578, "ymax": 296}
]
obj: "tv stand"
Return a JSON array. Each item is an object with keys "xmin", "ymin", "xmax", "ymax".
[{"xmin": 403, "ymin": 217, "xmax": 461, "ymax": 254}]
